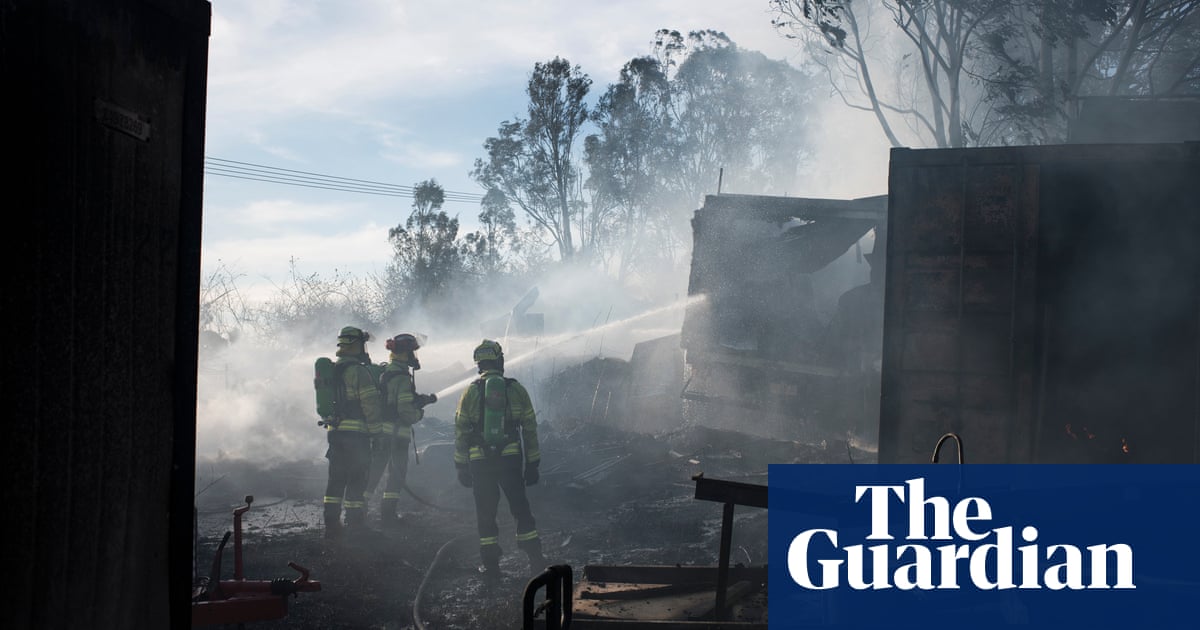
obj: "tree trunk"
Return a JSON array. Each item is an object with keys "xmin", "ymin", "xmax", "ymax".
[
  {"xmin": 559, "ymin": 190, "xmax": 573, "ymax": 260},
  {"xmin": 1040, "ymin": 0, "xmax": 1055, "ymax": 141},
  {"xmin": 848, "ymin": 8, "xmax": 905, "ymax": 147},
  {"xmin": 1108, "ymin": 0, "xmax": 1150, "ymax": 95}
]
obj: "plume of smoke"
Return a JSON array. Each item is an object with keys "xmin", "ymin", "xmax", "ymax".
[{"xmin": 195, "ymin": 260, "xmax": 696, "ymax": 466}]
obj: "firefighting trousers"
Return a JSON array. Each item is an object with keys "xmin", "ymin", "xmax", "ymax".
[
  {"xmin": 469, "ymin": 454, "xmax": 539, "ymax": 563},
  {"xmin": 368, "ymin": 434, "xmax": 411, "ymax": 500},
  {"xmin": 324, "ymin": 431, "xmax": 372, "ymax": 519}
]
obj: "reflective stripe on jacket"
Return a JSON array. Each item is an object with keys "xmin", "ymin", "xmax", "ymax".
[
  {"xmin": 453, "ymin": 369, "xmax": 539, "ymax": 465},
  {"xmin": 382, "ymin": 362, "xmax": 422, "ymax": 439},
  {"xmin": 327, "ymin": 355, "xmax": 382, "ymax": 434}
]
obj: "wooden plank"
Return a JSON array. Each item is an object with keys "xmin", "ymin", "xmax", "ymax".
[
  {"xmin": 572, "ymin": 589, "xmax": 721, "ymax": 621},
  {"xmin": 573, "ymin": 581, "xmax": 761, "ymax": 622},
  {"xmin": 580, "ymin": 565, "xmax": 766, "ymax": 585},
  {"xmin": 692, "ymin": 476, "xmax": 768, "ymax": 509},
  {"xmin": 567, "ymin": 620, "xmax": 766, "ymax": 630},
  {"xmin": 700, "ymin": 193, "xmax": 887, "ymax": 221}
]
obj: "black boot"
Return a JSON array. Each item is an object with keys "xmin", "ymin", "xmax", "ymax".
[
  {"xmin": 527, "ymin": 551, "xmax": 548, "ymax": 574},
  {"xmin": 380, "ymin": 497, "xmax": 400, "ymax": 528},
  {"xmin": 345, "ymin": 507, "xmax": 373, "ymax": 534},
  {"xmin": 522, "ymin": 540, "xmax": 547, "ymax": 574},
  {"xmin": 323, "ymin": 503, "xmax": 342, "ymax": 540},
  {"xmin": 480, "ymin": 543, "xmax": 503, "ymax": 584}
]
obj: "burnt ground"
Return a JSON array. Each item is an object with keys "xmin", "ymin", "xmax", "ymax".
[{"xmin": 193, "ymin": 421, "xmax": 875, "ymax": 630}]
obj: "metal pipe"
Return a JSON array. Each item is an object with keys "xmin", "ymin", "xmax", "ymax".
[
  {"xmin": 715, "ymin": 502, "xmax": 735, "ymax": 620},
  {"xmin": 523, "ymin": 565, "xmax": 573, "ymax": 630},
  {"xmin": 232, "ymin": 495, "xmax": 252, "ymax": 581},
  {"xmin": 931, "ymin": 433, "xmax": 965, "ymax": 464}
]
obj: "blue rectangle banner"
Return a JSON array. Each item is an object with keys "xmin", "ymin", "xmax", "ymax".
[{"xmin": 768, "ymin": 464, "xmax": 1200, "ymax": 628}]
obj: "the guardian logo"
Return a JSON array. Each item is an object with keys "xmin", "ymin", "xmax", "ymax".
[{"xmin": 787, "ymin": 478, "xmax": 1135, "ymax": 591}]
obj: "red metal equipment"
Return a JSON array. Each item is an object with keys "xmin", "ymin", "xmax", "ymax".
[{"xmin": 192, "ymin": 495, "xmax": 322, "ymax": 627}]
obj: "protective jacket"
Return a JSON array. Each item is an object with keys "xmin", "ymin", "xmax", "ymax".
[
  {"xmin": 381, "ymin": 356, "xmax": 423, "ymax": 439},
  {"xmin": 329, "ymin": 353, "xmax": 382, "ymax": 434},
  {"xmin": 454, "ymin": 369, "xmax": 540, "ymax": 466}
]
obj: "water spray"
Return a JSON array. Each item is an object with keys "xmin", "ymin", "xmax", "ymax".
[{"xmin": 430, "ymin": 294, "xmax": 706, "ymax": 401}]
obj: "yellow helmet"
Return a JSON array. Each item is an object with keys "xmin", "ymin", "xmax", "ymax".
[
  {"xmin": 337, "ymin": 326, "xmax": 369, "ymax": 346},
  {"xmin": 472, "ymin": 339, "xmax": 504, "ymax": 363}
]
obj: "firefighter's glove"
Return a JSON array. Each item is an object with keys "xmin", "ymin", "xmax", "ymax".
[
  {"xmin": 524, "ymin": 462, "xmax": 539, "ymax": 486},
  {"xmin": 414, "ymin": 393, "xmax": 438, "ymax": 408},
  {"xmin": 456, "ymin": 463, "xmax": 473, "ymax": 488}
]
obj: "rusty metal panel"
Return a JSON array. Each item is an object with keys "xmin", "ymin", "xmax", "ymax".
[
  {"xmin": 881, "ymin": 143, "xmax": 1200, "ymax": 464},
  {"xmin": 962, "ymin": 254, "xmax": 1014, "ymax": 312},
  {"xmin": 882, "ymin": 152, "xmax": 1031, "ymax": 463},
  {"xmin": 902, "ymin": 267, "xmax": 960, "ymax": 312},
  {"xmin": 890, "ymin": 163, "xmax": 963, "ymax": 255}
]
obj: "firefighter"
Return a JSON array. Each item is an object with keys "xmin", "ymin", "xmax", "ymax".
[
  {"xmin": 369, "ymin": 333, "xmax": 437, "ymax": 528},
  {"xmin": 454, "ymin": 339, "xmax": 546, "ymax": 580},
  {"xmin": 322, "ymin": 326, "xmax": 383, "ymax": 539}
]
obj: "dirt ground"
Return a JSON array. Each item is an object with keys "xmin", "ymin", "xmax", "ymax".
[{"xmin": 192, "ymin": 420, "xmax": 874, "ymax": 630}]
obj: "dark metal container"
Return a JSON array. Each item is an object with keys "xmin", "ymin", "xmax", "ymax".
[{"xmin": 879, "ymin": 143, "xmax": 1200, "ymax": 464}]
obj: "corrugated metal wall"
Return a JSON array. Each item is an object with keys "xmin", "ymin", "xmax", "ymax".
[{"xmin": 0, "ymin": 1, "xmax": 209, "ymax": 627}]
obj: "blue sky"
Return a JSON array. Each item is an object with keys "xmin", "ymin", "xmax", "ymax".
[{"xmin": 199, "ymin": 0, "xmax": 891, "ymax": 299}]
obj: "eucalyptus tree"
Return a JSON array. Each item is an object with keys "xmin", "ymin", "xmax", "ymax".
[
  {"xmin": 462, "ymin": 188, "xmax": 519, "ymax": 278},
  {"xmin": 472, "ymin": 57, "xmax": 592, "ymax": 261},
  {"xmin": 771, "ymin": 0, "xmax": 1011, "ymax": 148},
  {"xmin": 663, "ymin": 30, "xmax": 815, "ymax": 202},
  {"xmin": 585, "ymin": 56, "xmax": 675, "ymax": 279},
  {"xmin": 587, "ymin": 31, "xmax": 816, "ymax": 270},
  {"xmin": 981, "ymin": 0, "xmax": 1200, "ymax": 144},
  {"xmin": 770, "ymin": 0, "xmax": 1200, "ymax": 147},
  {"xmin": 386, "ymin": 179, "xmax": 465, "ymax": 308}
]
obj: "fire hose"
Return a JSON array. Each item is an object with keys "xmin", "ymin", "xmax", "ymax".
[
  {"xmin": 403, "ymin": 483, "xmax": 471, "ymax": 514},
  {"xmin": 412, "ymin": 533, "xmax": 472, "ymax": 630},
  {"xmin": 404, "ymin": 485, "xmax": 474, "ymax": 630}
]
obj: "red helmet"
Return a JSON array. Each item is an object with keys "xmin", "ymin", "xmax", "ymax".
[{"xmin": 386, "ymin": 333, "xmax": 420, "ymax": 353}]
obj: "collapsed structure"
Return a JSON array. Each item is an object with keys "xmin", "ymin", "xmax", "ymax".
[
  {"xmin": 680, "ymin": 193, "xmax": 888, "ymax": 442},
  {"xmin": 525, "ymin": 106, "xmax": 1200, "ymax": 628}
]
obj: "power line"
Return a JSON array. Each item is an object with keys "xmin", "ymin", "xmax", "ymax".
[
  {"xmin": 204, "ymin": 164, "xmax": 484, "ymax": 202},
  {"xmin": 205, "ymin": 157, "xmax": 484, "ymax": 202},
  {"xmin": 203, "ymin": 157, "xmax": 486, "ymax": 204}
]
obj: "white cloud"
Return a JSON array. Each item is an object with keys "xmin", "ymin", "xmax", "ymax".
[
  {"xmin": 207, "ymin": 198, "xmax": 366, "ymax": 230},
  {"xmin": 379, "ymin": 144, "xmax": 462, "ymax": 170},
  {"xmin": 200, "ymin": 0, "xmax": 892, "ymax": 288},
  {"xmin": 201, "ymin": 220, "xmax": 395, "ymax": 288},
  {"xmin": 207, "ymin": 1, "xmax": 800, "ymax": 120}
]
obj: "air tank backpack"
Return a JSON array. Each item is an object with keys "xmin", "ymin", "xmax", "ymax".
[
  {"xmin": 313, "ymin": 357, "xmax": 340, "ymax": 427},
  {"xmin": 479, "ymin": 374, "xmax": 513, "ymax": 451},
  {"xmin": 378, "ymin": 368, "xmax": 405, "ymax": 427}
]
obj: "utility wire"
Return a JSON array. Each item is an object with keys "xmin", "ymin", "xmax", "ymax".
[
  {"xmin": 205, "ymin": 157, "xmax": 484, "ymax": 201},
  {"xmin": 206, "ymin": 167, "xmax": 483, "ymax": 203},
  {"xmin": 204, "ymin": 157, "xmax": 486, "ymax": 204}
]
